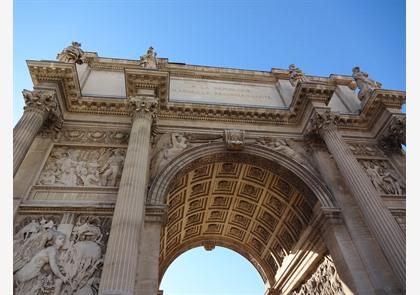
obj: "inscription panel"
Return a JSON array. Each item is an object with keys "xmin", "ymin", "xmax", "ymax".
[{"xmin": 170, "ymin": 77, "xmax": 285, "ymax": 108}]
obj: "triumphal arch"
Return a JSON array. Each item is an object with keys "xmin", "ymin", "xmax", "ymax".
[{"xmin": 13, "ymin": 42, "xmax": 406, "ymax": 295}]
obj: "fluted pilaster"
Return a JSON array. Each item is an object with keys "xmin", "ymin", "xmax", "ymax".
[
  {"xmin": 306, "ymin": 110, "xmax": 405, "ymax": 287},
  {"xmin": 13, "ymin": 89, "xmax": 56, "ymax": 175},
  {"xmin": 99, "ymin": 96, "xmax": 158, "ymax": 295}
]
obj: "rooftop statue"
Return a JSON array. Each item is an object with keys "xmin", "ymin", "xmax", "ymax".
[
  {"xmin": 57, "ymin": 41, "xmax": 85, "ymax": 64},
  {"xmin": 288, "ymin": 64, "xmax": 307, "ymax": 86},
  {"xmin": 352, "ymin": 66, "xmax": 382, "ymax": 102},
  {"xmin": 139, "ymin": 46, "xmax": 158, "ymax": 69}
]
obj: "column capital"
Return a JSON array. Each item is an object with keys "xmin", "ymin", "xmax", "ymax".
[
  {"xmin": 379, "ymin": 115, "xmax": 406, "ymax": 152},
  {"xmin": 22, "ymin": 89, "xmax": 57, "ymax": 114},
  {"xmin": 126, "ymin": 96, "xmax": 159, "ymax": 120},
  {"xmin": 303, "ymin": 110, "xmax": 339, "ymax": 147}
]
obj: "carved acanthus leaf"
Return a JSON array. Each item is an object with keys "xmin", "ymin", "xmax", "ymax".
[
  {"xmin": 304, "ymin": 110, "xmax": 339, "ymax": 140},
  {"xmin": 379, "ymin": 116, "xmax": 406, "ymax": 152},
  {"xmin": 126, "ymin": 96, "xmax": 159, "ymax": 119},
  {"xmin": 22, "ymin": 89, "xmax": 57, "ymax": 113}
]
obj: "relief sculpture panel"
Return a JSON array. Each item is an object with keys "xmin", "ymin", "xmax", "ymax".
[
  {"xmin": 38, "ymin": 146, "xmax": 126, "ymax": 187},
  {"xmin": 292, "ymin": 256, "xmax": 346, "ymax": 295},
  {"xmin": 14, "ymin": 214, "xmax": 111, "ymax": 295},
  {"xmin": 360, "ymin": 159, "xmax": 405, "ymax": 195}
]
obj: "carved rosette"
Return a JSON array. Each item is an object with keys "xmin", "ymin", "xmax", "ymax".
[
  {"xmin": 22, "ymin": 89, "xmax": 57, "ymax": 114},
  {"xmin": 126, "ymin": 96, "xmax": 159, "ymax": 120},
  {"xmin": 379, "ymin": 116, "xmax": 406, "ymax": 152},
  {"xmin": 292, "ymin": 256, "xmax": 345, "ymax": 295}
]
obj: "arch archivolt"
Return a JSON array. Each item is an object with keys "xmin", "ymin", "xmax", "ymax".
[{"xmin": 148, "ymin": 143, "xmax": 338, "ymax": 289}]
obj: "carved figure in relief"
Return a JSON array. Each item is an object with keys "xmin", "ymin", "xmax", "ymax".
[
  {"xmin": 38, "ymin": 147, "xmax": 126, "ymax": 187},
  {"xmin": 363, "ymin": 161, "xmax": 384, "ymax": 192},
  {"xmin": 15, "ymin": 219, "xmax": 40, "ymax": 241},
  {"xmin": 139, "ymin": 46, "xmax": 158, "ymax": 69},
  {"xmin": 99, "ymin": 149, "xmax": 125, "ymax": 186},
  {"xmin": 352, "ymin": 66, "xmax": 382, "ymax": 102},
  {"xmin": 73, "ymin": 222, "xmax": 103, "ymax": 243},
  {"xmin": 256, "ymin": 137, "xmax": 311, "ymax": 169},
  {"xmin": 15, "ymin": 231, "xmax": 67, "ymax": 295},
  {"xmin": 362, "ymin": 160, "xmax": 404, "ymax": 195},
  {"xmin": 14, "ymin": 216, "xmax": 109, "ymax": 295},
  {"xmin": 150, "ymin": 133, "xmax": 190, "ymax": 179}
]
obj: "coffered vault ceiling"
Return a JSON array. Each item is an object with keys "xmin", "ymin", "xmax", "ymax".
[{"xmin": 159, "ymin": 161, "xmax": 317, "ymax": 286}]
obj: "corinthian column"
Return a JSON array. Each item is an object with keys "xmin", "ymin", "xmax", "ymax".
[
  {"xmin": 13, "ymin": 89, "xmax": 57, "ymax": 175},
  {"xmin": 99, "ymin": 96, "xmax": 158, "ymax": 295},
  {"xmin": 305, "ymin": 110, "xmax": 406, "ymax": 287}
]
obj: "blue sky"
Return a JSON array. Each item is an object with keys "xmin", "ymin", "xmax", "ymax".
[{"xmin": 13, "ymin": 0, "xmax": 406, "ymax": 294}]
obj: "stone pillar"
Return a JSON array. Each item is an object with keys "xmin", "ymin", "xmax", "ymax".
[
  {"xmin": 13, "ymin": 89, "xmax": 57, "ymax": 175},
  {"xmin": 135, "ymin": 205, "xmax": 166, "ymax": 295},
  {"xmin": 310, "ymin": 145, "xmax": 401, "ymax": 293},
  {"xmin": 99, "ymin": 96, "xmax": 158, "ymax": 295},
  {"xmin": 306, "ymin": 110, "xmax": 405, "ymax": 287}
]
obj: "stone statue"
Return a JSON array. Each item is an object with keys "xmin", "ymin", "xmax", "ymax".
[
  {"xmin": 288, "ymin": 64, "xmax": 307, "ymax": 86},
  {"xmin": 139, "ymin": 46, "xmax": 158, "ymax": 69},
  {"xmin": 352, "ymin": 66, "xmax": 382, "ymax": 102},
  {"xmin": 57, "ymin": 41, "xmax": 85, "ymax": 64}
]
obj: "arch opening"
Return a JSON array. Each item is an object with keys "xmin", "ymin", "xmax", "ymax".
[{"xmin": 159, "ymin": 246, "xmax": 266, "ymax": 295}]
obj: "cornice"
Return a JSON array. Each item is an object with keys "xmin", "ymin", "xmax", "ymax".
[{"xmin": 26, "ymin": 59, "xmax": 405, "ymax": 133}]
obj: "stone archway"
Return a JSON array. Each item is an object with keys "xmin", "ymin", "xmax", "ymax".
[{"xmin": 146, "ymin": 143, "xmax": 344, "ymax": 294}]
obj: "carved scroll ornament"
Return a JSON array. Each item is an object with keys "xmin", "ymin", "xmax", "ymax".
[
  {"xmin": 14, "ymin": 215, "xmax": 111, "ymax": 295},
  {"xmin": 38, "ymin": 146, "xmax": 126, "ymax": 187}
]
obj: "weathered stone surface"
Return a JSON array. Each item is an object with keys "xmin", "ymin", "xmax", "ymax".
[{"xmin": 15, "ymin": 45, "xmax": 405, "ymax": 295}]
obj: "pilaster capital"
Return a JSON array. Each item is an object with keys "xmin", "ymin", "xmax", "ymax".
[
  {"xmin": 379, "ymin": 115, "xmax": 406, "ymax": 152},
  {"xmin": 304, "ymin": 110, "xmax": 339, "ymax": 140},
  {"xmin": 22, "ymin": 89, "xmax": 58, "ymax": 114},
  {"xmin": 126, "ymin": 96, "xmax": 159, "ymax": 121}
]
